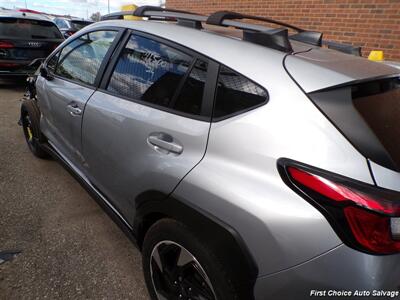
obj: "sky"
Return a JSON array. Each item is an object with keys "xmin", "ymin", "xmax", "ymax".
[{"xmin": 0, "ymin": 0, "xmax": 163, "ymax": 19}]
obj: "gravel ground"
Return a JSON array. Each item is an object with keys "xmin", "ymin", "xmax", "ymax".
[{"xmin": 0, "ymin": 78, "xmax": 149, "ymax": 299}]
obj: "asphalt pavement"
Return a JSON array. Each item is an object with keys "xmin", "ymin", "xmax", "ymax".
[{"xmin": 0, "ymin": 78, "xmax": 149, "ymax": 299}]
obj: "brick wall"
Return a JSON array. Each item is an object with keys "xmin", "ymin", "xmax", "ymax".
[{"xmin": 166, "ymin": 0, "xmax": 400, "ymax": 61}]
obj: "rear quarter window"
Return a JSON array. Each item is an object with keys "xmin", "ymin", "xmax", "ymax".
[{"xmin": 213, "ymin": 65, "xmax": 268, "ymax": 120}]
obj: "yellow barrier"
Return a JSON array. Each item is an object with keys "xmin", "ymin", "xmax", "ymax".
[
  {"xmin": 368, "ymin": 50, "xmax": 384, "ymax": 61},
  {"xmin": 121, "ymin": 4, "xmax": 141, "ymax": 20}
]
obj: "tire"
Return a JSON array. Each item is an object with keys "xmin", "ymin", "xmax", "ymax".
[
  {"xmin": 20, "ymin": 99, "xmax": 49, "ymax": 159},
  {"xmin": 142, "ymin": 218, "xmax": 239, "ymax": 300}
]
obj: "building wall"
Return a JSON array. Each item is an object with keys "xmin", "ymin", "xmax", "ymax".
[{"xmin": 166, "ymin": 0, "xmax": 400, "ymax": 61}]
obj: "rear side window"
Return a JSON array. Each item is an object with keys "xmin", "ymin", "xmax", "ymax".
[
  {"xmin": 55, "ymin": 30, "xmax": 117, "ymax": 86},
  {"xmin": 213, "ymin": 65, "xmax": 268, "ymax": 119},
  {"xmin": 172, "ymin": 60, "xmax": 208, "ymax": 115},
  {"xmin": 309, "ymin": 77, "xmax": 400, "ymax": 171},
  {"xmin": 107, "ymin": 34, "xmax": 193, "ymax": 109},
  {"xmin": 0, "ymin": 18, "xmax": 62, "ymax": 39}
]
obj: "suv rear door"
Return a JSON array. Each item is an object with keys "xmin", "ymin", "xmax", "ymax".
[
  {"xmin": 37, "ymin": 29, "xmax": 122, "ymax": 167},
  {"xmin": 81, "ymin": 32, "xmax": 216, "ymax": 222}
]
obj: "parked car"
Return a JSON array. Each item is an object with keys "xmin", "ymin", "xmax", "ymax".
[
  {"xmin": 0, "ymin": 10, "xmax": 63, "ymax": 76},
  {"xmin": 20, "ymin": 6, "xmax": 400, "ymax": 300},
  {"xmin": 53, "ymin": 17, "xmax": 93, "ymax": 38}
]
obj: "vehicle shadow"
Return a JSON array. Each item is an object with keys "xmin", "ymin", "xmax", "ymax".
[{"xmin": 0, "ymin": 77, "xmax": 27, "ymax": 92}]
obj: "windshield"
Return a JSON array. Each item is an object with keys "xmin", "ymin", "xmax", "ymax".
[
  {"xmin": 309, "ymin": 76, "xmax": 400, "ymax": 171},
  {"xmin": 71, "ymin": 20, "xmax": 92, "ymax": 31},
  {"xmin": 0, "ymin": 18, "xmax": 63, "ymax": 39}
]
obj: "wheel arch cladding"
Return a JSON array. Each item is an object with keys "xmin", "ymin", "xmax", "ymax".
[{"xmin": 134, "ymin": 192, "xmax": 258, "ymax": 300}]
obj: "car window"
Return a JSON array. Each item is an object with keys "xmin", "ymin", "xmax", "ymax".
[
  {"xmin": 172, "ymin": 59, "xmax": 208, "ymax": 115},
  {"xmin": 47, "ymin": 51, "xmax": 60, "ymax": 73},
  {"xmin": 0, "ymin": 18, "xmax": 63, "ymax": 39},
  {"xmin": 55, "ymin": 30, "xmax": 117, "ymax": 86},
  {"xmin": 55, "ymin": 19, "xmax": 69, "ymax": 29},
  {"xmin": 71, "ymin": 21, "xmax": 93, "ymax": 31},
  {"xmin": 107, "ymin": 34, "xmax": 193, "ymax": 109},
  {"xmin": 214, "ymin": 65, "xmax": 268, "ymax": 119}
]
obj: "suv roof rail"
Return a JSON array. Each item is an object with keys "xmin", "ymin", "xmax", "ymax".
[
  {"xmin": 206, "ymin": 11, "xmax": 304, "ymax": 32},
  {"xmin": 101, "ymin": 6, "xmax": 205, "ymax": 29},
  {"xmin": 323, "ymin": 40, "xmax": 362, "ymax": 56},
  {"xmin": 207, "ymin": 11, "xmax": 323, "ymax": 48},
  {"xmin": 133, "ymin": 5, "xmax": 201, "ymax": 17},
  {"xmin": 101, "ymin": 6, "xmax": 324, "ymax": 52}
]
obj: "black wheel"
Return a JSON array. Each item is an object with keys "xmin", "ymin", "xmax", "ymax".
[
  {"xmin": 142, "ymin": 219, "xmax": 238, "ymax": 300},
  {"xmin": 21, "ymin": 99, "xmax": 49, "ymax": 159}
]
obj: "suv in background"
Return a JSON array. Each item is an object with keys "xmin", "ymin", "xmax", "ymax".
[
  {"xmin": 0, "ymin": 10, "xmax": 63, "ymax": 76},
  {"xmin": 54, "ymin": 17, "xmax": 93, "ymax": 38},
  {"xmin": 20, "ymin": 6, "xmax": 400, "ymax": 300}
]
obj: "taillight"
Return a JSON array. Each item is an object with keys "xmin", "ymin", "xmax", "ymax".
[
  {"xmin": 65, "ymin": 31, "xmax": 74, "ymax": 37},
  {"xmin": 279, "ymin": 159, "xmax": 400, "ymax": 255},
  {"xmin": 0, "ymin": 63, "xmax": 18, "ymax": 68},
  {"xmin": 0, "ymin": 41, "xmax": 14, "ymax": 49}
]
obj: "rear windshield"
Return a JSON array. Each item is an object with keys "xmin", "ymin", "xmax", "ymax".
[
  {"xmin": 309, "ymin": 76, "xmax": 400, "ymax": 171},
  {"xmin": 70, "ymin": 20, "xmax": 92, "ymax": 31},
  {"xmin": 0, "ymin": 18, "xmax": 63, "ymax": 39}
]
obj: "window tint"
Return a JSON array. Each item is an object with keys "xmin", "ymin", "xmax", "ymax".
[
  {"xmin": 172, "ymin": 60, "xmax": 207, "ymax": 115},
  {"xmin": 55, "ymin": 30, "xmax": 117, "ymax": 86},
  {"xmin": 107, "ymin": 34, "xmax": 192, "ymax": 108},
  {"xmin": 0, "ymin": 18, "xmax": 63, "ymax": 39},
  {"xmin": 47, "ymin": 52, "xmax": 59, "ymax": 73},
  {"xmin": 214, "ymin": 65, "xmax": 268, "ymax": 119}
]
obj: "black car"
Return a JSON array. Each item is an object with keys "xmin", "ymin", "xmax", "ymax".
[
  {"xmin": 0, "ymin": 11, "xmax": 64, "ymax": 76},
  {"xmin": 54, "ymin": 17, "xmax": 93, "ymax": 38}
]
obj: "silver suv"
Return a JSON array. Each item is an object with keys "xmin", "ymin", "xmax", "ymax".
[{"xmin": 20, "ymin": 6, "xmax": 400, "ymax": 300}]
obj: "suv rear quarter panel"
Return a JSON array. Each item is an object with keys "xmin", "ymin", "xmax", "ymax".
[{"xmin": 173, "ymin": 69, "xmax": 375, "ymax": 276}]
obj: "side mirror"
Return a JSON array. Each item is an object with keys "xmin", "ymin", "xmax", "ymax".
[{"xmin": 40, "ymin": 66, "xmax": 53, "ymax": 81}]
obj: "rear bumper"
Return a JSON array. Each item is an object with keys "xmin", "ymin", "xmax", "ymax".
[
  {"xmin": 254, "ymin": 244, "xmax": 400, "ymax": 299},
  {"xmin": 0, "ymin": 58, "xmax": 43, "ymax": 76}
]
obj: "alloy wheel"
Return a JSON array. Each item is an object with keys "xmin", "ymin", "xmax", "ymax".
[{"xmin": 150, "ymin": 240, "xmax": 217, "ymax": 300}]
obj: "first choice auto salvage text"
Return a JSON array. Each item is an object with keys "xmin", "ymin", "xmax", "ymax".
[{"xmin": 310, "ymin": 290, "xmax": 400, "ymax": 298}]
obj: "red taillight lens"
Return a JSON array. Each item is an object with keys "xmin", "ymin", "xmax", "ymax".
[
  {"xmin": 344, "ymin": 206, "xmax": 400, "ymax": 253},
  {"xmin": 0, "ymin": 41, "xmax": 14, "ymax": 49},
  {"xmin": 0, "ymin": 63, "xmax": 18, "ymax": 68},
  {"xmin": 281, "ymin": 160, "xmax": 400, "ymax": 254},
  {"xmin": 288, "ymin": 167, "xmax": 400, "ymax": 215}
]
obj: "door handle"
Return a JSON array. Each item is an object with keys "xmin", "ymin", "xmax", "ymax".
[
  {"xmin": 147, "ymin": 133, "xmax": 183, "ymax": 154},
  {"xmin": 67, "ymin": 104, "xmax": 82, "ymax": 116}
]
